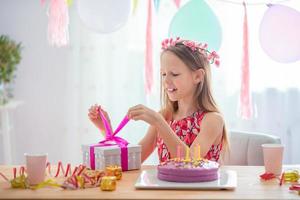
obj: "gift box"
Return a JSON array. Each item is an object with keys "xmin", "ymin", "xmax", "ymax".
[
  {"xmin": 82, "ymin": 144, "xmax": 141, "ymax": 171},
  {"xmin": 82, "ymin": 110, "xmax": 141, "ymax": 171}
]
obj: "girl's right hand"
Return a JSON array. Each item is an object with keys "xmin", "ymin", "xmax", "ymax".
[{"xmin": 88, "ymin": 104, "xmax": 112, "ymax": 132}]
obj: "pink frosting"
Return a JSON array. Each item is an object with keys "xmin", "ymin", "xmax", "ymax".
[{"xmin": 157, "ymin": 159, "xmax": 219, "ymax": 182}]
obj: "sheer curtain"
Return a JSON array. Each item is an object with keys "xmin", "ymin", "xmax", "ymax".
[
  {"xmin": 208, "ymin": 0, "xmax": 300, "ymax": 164},
  {"xmin": 69, "ymin": 0, "xmax": 300, "ymax": 164},
  {"xmin": 3, "ymin": 0, "xmax": 299, "ymax": 165}
]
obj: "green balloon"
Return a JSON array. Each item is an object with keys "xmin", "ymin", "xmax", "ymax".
[{"xmin": 169, "ymin": 0, "xmax": 222, "ymax": 51}]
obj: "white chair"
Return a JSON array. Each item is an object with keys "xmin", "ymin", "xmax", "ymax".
[{"xmin": 223, "ymin": 130, "xmax": 281, "ymax": 165}]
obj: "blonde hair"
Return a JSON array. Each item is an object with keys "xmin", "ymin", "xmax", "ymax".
[{"xmin": 160, "ymin": 40, "xmax": 229, "ymax": 156}]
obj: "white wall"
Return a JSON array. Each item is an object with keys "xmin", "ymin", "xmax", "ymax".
[
  {"xmin": 0, "ymin": 0, "xmax": 160, "ymax": 165},
  {"xmin": 0, "ymin": 0, "xmax": 75, "ymax": 164}
]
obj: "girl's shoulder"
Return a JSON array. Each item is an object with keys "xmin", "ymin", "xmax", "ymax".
[
  {"xmin": 203, "ymin": 111, "xmax": 224, "ymax": 119},
  {"xmin": 202, "ymin": 111, "xmax": 224, "ymax": 128}
]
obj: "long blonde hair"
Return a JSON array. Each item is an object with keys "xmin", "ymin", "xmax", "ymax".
[{"xmin": 160, "ymin": 40, "xmax": 229, "ymax": 154}]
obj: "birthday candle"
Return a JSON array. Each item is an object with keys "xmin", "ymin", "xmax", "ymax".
[
  {"xmin": 194, "ymin": 144, "xmax": 201, "ymax": 160},
  {"xmin": 185, "ymin": 146, "xmax": 190, "ymax": 160},
  {"xmin": 198, "ymin": 144, "xmax": 201, "ymax": 160},
  {"xmin": 177, "ymin": 145, "xmax": 181, "ymax": 160}
]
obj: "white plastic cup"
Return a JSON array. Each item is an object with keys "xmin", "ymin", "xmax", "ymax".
[
  {"xmin": 24, "ymin": 153, "xmax": 47, "ymax": 185},
  {"xmin": 262, "ymin": 144, "xmax": 284, "ymax": 176}
]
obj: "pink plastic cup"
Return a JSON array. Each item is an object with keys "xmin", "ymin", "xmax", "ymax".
[
  {"xmin": 262, "ymin": 144, "xmax": 284, "ymax": 176},
  {"xmin": 24, "ymin": 153, "xmax": 47, "ymax": 185}
]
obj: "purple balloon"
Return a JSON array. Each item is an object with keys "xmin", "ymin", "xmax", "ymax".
[{"xmin": 259, "ymin": 5, "xmax": 300, "ymax": 63}]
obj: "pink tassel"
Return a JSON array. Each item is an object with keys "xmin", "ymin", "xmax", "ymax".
[
  {"xmin": 239, "ymin": 2, "xmax": 253, "ymax": 119},
  {"xmin": 173, "ymin": 0, "xmax": 181, "ymax": 8},
  {"xmin": 145, "ymin": 0, "xmax": 153, "ymax": 95},
  {"xmin": 48, "ymin": 0, "xmax": 69, "ymax": 47},
  {"xmin": 40, "ymin": 0, "xmax": 46, "ymax": 6}
]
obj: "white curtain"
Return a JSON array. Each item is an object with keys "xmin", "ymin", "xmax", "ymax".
[
  {"xmin": 208, "ymin": 0, "xmax": 300, "ymax": 164},
  {"xmin": 70, "ymin": 0, "xmax": 300, "ymax": 164},
  {"xmin": 66, "ymin": 0, "xmax": 166, "ymax": 165}
]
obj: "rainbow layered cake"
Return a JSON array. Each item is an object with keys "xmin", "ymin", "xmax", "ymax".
[{"xmin": 157, "ymin": 158, "xmax": 219, "ymax": 182}]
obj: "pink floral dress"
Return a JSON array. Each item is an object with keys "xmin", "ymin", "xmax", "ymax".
[{"xmin": 157, "ymin": 110, "xmax": 222, "ymax": 163}]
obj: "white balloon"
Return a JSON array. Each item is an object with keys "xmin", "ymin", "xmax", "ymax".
[
  {"xmin": 77, "ymin": 0, "xmax": 131, "ymax": 34},
  {"xmin": 259, "ymin": 5, "xmax": 300, "ymax": 63}
]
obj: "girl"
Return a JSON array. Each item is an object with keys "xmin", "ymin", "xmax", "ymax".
[{"xmin": 88, "ymin": 38, "xmax": 229, "ymax": 164}]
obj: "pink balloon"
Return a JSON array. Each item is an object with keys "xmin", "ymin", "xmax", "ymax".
[{"xmin": 259, "ymin": 5, "xmax": 300, "ymax": 63}]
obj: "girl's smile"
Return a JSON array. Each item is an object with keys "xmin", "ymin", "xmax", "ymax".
[{"xmin": 166, "ymin": 88, "xmax": 177, "ymax": 92}]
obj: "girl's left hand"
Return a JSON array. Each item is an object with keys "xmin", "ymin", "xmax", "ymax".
[{"xmin": 127, "ymin": 104, "xmax": 163, "ymax": 126}]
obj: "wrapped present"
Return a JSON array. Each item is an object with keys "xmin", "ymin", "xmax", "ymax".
[
  {"xmin": 82, "ymin": 110, "xmax": 141, "ymax": 171},
  {"xmin": 82, "ymin": 144, "xmax": 141, "ymax": 171}
]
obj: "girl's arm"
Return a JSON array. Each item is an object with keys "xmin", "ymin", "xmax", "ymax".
[
  {"xmin": 155, "ymin": 117, "xmax": 189, "ymax": 158},
  {"xmin": 190, "ymin": 112, "xmax": 224, "ymax": 158},
  {"xmin": 138, "ymin": 125, "xmax": 157, "ymax": 163},
  {"xmin": 128, "ymin": 105, "xmax": 224, "ymax": 159},
  {"xmin": 128, "ymin": 104, "xmax": 188, "ymax": 158}
]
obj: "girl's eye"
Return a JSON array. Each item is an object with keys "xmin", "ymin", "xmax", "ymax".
[{"xmin": 161, "ymin": 72, "xmax": 179, "ymax": 77}]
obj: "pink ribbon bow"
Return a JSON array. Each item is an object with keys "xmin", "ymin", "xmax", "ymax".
[{"xmin": 89, "ymin": 110, "xmax": 130, "ymax": 170}]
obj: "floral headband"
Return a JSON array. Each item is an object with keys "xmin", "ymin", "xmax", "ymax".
[{"xmin": 161, "ymin": 37, "xmax": 220, "ymax": 66}]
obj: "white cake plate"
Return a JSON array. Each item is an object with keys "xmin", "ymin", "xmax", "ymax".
[{"xmin": 135, "ymin": 169, "xmax": 237, "ymax": 190}]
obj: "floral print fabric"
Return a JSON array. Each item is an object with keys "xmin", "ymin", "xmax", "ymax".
[{"xmin": 157, "ymin": 111, "xmax": 222, "ymax": 163}]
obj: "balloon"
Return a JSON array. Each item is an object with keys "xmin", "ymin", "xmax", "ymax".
[
  {"xmin": 259, "ymin": 5, "xmax": 300, "ymax": 63},
  {"xmin": 77, "ymin": 0, "xmax": 131, "ymax": 34},
  {"xmin": 169, "ymin": 0, "xmax": 222, "ymax": 51}
]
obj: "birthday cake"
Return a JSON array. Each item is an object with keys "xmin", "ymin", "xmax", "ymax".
[{"xmin": 157, "ymin": 159, "xmax": 219, "ymax": 182}]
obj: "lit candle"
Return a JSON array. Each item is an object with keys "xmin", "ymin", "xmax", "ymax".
[
  {"xmin": 177, "ymin": 145, "xmax": 181, "ymax": 160},
  {"xmin": 198, "ymin": 144, "xmax": 201, "ymax": 160},
  {"xmin": 185, "ymin": 146, "xmax": 190, "ymax": 161},
  {"xmin": 194, "ymin": 144, "xmax": 200, "ymax": 160}
]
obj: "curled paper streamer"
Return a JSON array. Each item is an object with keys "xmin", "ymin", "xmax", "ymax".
[
  {"xmin": 289, "ymin": 184, "xmax": 300, "ymax": 196},
  {"xmin": 1, "ymin": 167, "xmax": 60, "ymax": 189},
  {"xmin": 259, "ymin": 172, "xmax": 276, "ymax": 181},
  {"xmin": 61, "ymin": 176, "xmax": 84, "ymax": 190},
  {"xmin": 283, "ymin": 170, "xmax": 299, "ymax": 182},
  {"xmin": 10, "ymin": 175, "xmax": 29, "ymax": 189},
  {"xmin": 0, "ymin": 162, "xmax": 87, "ymax": 190},
  {"xmin": 280, "ymin": 170, "xmax": 299, "ymax": 186},
  {"xmin": 31, "ymin": 179, "xmax": 61, "ymax": 190}
]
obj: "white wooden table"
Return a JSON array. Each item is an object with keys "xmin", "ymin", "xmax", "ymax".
[{"xmin": 0, "ymin": 165, "xmax": 299, "ymax": 199}]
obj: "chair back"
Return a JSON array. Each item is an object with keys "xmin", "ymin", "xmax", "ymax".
[{"xmin": 223, "ymin": 130, "xmax": 281, "ymax": 165}]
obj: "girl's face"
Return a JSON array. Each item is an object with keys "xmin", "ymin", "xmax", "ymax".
[{"xmin": 160, "ymin": 51, "xmax": 203, "ymax": 102}]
